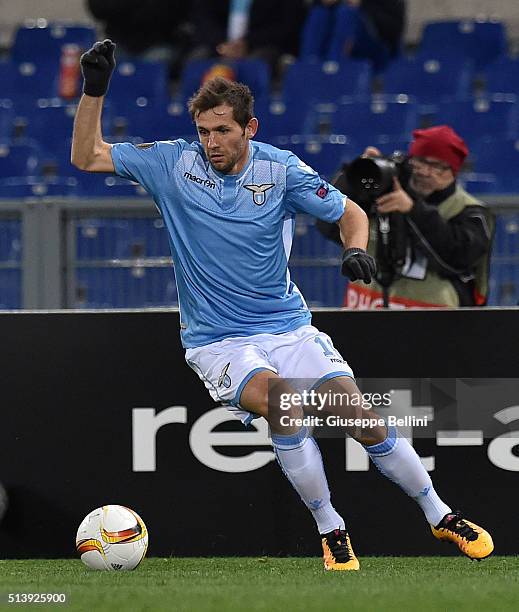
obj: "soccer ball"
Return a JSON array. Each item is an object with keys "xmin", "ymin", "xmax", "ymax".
[{"xmin": 76, "ymin": 505, "xmax": 148, "ymax": 571}]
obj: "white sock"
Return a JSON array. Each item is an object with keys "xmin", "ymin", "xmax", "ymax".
[
  {"xmin": 364, "ymin": 426, "xmax": 451, "ymax": 526},
  {"xmin": 272, "ymin": 426, "xmax": 345, "ymax": 534}
]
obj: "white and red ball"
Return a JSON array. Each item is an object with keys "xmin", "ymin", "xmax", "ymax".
[{"xmin": 76, "ymin": 505, "xmax": 148, "ymax": 571}]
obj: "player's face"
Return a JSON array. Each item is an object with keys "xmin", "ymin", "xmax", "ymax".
[
  {"xmin": 196, "ymin": 105, "xmax": 258, "ymax": 175},
  {"xmin": 408, "ymin": 156, "xmax": 455, "ymax": 197}
]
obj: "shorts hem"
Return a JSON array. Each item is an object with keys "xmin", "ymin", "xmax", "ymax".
[
  {"xmin": 310, "ymin": 370, "xmax": 354, "ymax": 391},
  {"xmin": 230, "ymin": 366, "xmax": 277, "ymax": 408}
]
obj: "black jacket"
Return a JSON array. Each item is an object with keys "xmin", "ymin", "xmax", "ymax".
[
  {"xmin": 361, "ymin": 0, "xmax": 406, "ymax": 56},
  {"xmin": 317, "ymin": 181, "xmax": 493, "ymax": 306},
  {"xmin": 87, "ymin": 0, "xmax": 190, "ymax": 53},
  {"xmin": 190, "ymin": 0, "xmax": 307, "ymax": 55}
]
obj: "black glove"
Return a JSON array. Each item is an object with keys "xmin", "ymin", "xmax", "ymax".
[
  {"xmin": 80, "ymin": 39, "xmax": 116, "ymax": 97},
  {"xmin": 341, "ymin": 248, "xmax": 377, "ymax": 283}
]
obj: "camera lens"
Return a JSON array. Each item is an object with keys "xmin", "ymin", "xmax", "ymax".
[{"xmin": 346, "ymin": 157, "xmax": 397, "ymax": 199}]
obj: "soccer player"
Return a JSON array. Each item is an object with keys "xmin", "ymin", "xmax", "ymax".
[{"xmin": 72, "ymin": 40, "xmax": 493, "ymax": 570}]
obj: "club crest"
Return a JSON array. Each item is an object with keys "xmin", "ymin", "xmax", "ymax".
[
  {"xmin": 218, "ymin": 362, "xmax": 232, "ymax": 388},
  {"xmin": 244, "ymin": 183, "xmax": 275, "ymax": 206}
]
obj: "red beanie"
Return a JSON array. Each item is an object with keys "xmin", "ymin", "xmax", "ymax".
[{"xmin": 408, "ymin": 125, "xmax": 468, "ymax": 174}]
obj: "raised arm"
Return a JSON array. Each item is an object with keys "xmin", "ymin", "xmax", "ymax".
[
  {"xmin": 338, "ymin": 199, "xmax": 377, "ymax": 284},
  {"xmin": 337, "ymin": 198, "xmax": 369, "ymax": 251},
  {"xmin": 71, "ymin": 40, "xmax": 116, "ymax": 172}
]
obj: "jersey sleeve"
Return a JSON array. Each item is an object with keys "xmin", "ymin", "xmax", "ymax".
[
  {"xmin": 111, "ymin": 140, "xmax": 186, "ymax": 193},
  {"xmin": 285, "ymin": 153, "xmax": 346, "ymax": 222}
]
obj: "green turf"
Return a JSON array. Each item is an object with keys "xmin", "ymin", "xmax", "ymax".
[{"xmin": 0, "ymin": 557, "xmax": 518, "ymax": 611}]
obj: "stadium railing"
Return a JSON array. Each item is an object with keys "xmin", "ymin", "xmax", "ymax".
[{"xmin": 0, "ymin": 194, "xmax": 518, "ymax": 309}]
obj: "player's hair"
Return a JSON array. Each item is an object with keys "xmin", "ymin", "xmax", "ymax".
[{"xmin": 188, "ymin": 77, "xmax": 254, "ymax": 129}]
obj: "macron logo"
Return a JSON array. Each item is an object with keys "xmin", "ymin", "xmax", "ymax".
[{"xmin": 184, "ymin": 171, "xmax": 216, "ymax": 190}]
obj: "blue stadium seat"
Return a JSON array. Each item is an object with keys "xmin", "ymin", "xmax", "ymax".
[
  {"xmin": 109, "ymin": 60, "xmax": 170, "ymax": 105},
  {"xmin": 21, "ymin": 99, "xmax": 114, "ymax": 164},
  {"xmin": 488, "ymin": 260, "xmax": 519, "ymax": 306},
  {"xmin": 23, "ymin": 101, "xmax": 77, "ymax": 142},
  {"xmin": 0, "ymin": 176, "xmax": 79, "ymax": 198},
  {"xmin": 0, "ymin": 270, "xmax": 21, "ymax": 308},
  {"xmin": 179, "ymin": 59, "xmax": 271, "ymax": 100},
  {"xmin": 0, "ymin": 220, "xmax": 22, "ymax": 262},
  {"xmin": 365, "ymin": 137, "xmax": 412, "ymax": 157},
  {"xmin": 290, "ymin": 216, "xmax": 342, "ymax": 259},
  {"xmin": 471, "ymin": 138, "xmax": 519, "ymax": 192},
  {"xmin": 289, "ymin": 264, "xmax": 345, "ymax": 307},
  {"xmin": 435, "ymin": 96, "xmax": 519, "ymax": 147},
  {"xmin": 282, "ymin": 59, "xmax": 371, "ymax": 103},
  {"xmin": 111, "ymin": 100, "xmax": 196, "ymax": 143},
  {"xmin": 254, "ymin": 98, "xmax": 318, "ymax": 142},
  {"xmin": 0, "ymin": 60, "xmax": 60, "ymax": 102},
  {"xmin": 417, "ymin": 20, "xmax": 507, "ymax": 69},
  {"xmin": 76, "ymin": 218, "xmax": 171, "ymax": 260},
  {"xmin": 74, "ymin": 267, "xmax": 178, "ymax": 308},
  {"xmin": 491, "ymin": 214, "xmax": 517, "ymax": 257},
  {"xmin": 286, "ymin": 137, "xmax": 358, "ymax": 180},
  {"xmin": 458, "ymin": 172, "xmax": 499, "ymax": 195},
  {"xmin": 321, "ymin": 96, "xmax": 419, "ymax": 146},
  {"xmin": 11, "ymin": 22, "xmax": 95, "ymax": 62},
  {"xmin": 0, "ymin": 102, "xmax": 15, "ymax": 141},
  {"xmin": 0, "ymin": 142, "xmax": 40, "ymax": 176},
  {"xmin": 381, "ymin": 56, "xmax": 473, "ymax": 107},
  {"xmin": 74, "ymin": 173, "xmax": 150, "ymax": 197},
  {"xmin": 481, "ymin": 57, "xmax": 519, "ymax": 95}
]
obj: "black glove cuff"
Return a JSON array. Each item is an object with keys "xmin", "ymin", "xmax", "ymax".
[
  {"xmin": 342, "ymin": 247, "xmax": 366, "ymax": 260},
  {"xmin": 83, "ymin": 81, "xmax": 109, "ymax": 97}
]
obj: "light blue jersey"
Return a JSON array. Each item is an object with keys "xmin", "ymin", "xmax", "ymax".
[{"xmin": 111, "ymin": 139, "xmax": 346, "ymax": 348}]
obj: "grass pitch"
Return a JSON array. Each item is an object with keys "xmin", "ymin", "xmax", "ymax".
[{"xmin": 1, "ymin": 557, "xmax": 518, "ymax": 611}]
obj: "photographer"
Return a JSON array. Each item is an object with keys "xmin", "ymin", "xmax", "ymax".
[{"xmin": 318, "ymin": 125, "xmax": 494, "ymax": 308}]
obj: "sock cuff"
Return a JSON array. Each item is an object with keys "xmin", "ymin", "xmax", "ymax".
[
  {"xmin": 364, "ymin": 424, "xmax": 398, "ymax": 457},
  {"xmin": 271, "ymin": 426, "xmax": 309, "ymax": 450}
]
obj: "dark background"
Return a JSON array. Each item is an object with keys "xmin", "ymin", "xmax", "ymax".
[{"xmin": 0, "ymin": 309, "xmax": 517, "ymax": 558}]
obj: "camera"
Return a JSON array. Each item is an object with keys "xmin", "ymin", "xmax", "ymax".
[
  {"xmin": 344, "ymin": 151, "xmax": 411, "ymax": 214},
  {"xmin": 331, "ymin": 151, "xmax": 412, "ymax": 293}
]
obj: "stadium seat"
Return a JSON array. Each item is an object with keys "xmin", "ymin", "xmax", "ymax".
[
  {"xmin": 0, "ymin": 220, "xmax": 22, "ymax": 262},
  {"xmin": 417, "ymin": 19, "xmax": 507, "ymax": 69},
  {"xmin": 481, "ymin": 56, "xmax": 519, "ymax": 95},
  {"xmin": 0, "ymin": 269, "xmax": 21, "ymax": 308},
  {"xmin": 381, "ymin": 56, "xmax": 473, "ymax": 107},
  {"xmin": 0, "ymin": 60, "xmax": 60, "ymax": 103},
  {"xmin": 290, "ymin": 216, "xmax": 342, "ymax": 259},
  {"xmin": 321, "ymin": 95, "xmax": 419, "ymax": 146},
  {"xmin": 109, "ymin": 60, "xmax": 171, "ymax": 105},
  {"xmin": 76, "ymin": 218, "xmax": 171, "ymax": 260},
  {"xmin": 74, "ymin": 267, "xmax": 178, "ymax": 308},
  {"xmin": 286, "ymin": 137, "xmax": 358, "ymax": 180},
  {"xmin": 282, "ymin": 59, "xmax": 371, "ymax": 104},
  {"xmin": 111, "ymin": 100, "xmax": 196, "ymax": 143},
  {"xmin": 491, "ymin": 214, "xmax": 518, "ymax": 257},
  {"xmin": 20, "ymin": 99, "xmax": 115, "ymax": 166},
  {"xmin": 254, "ymin": 98, "xmax": 318, "ymax": 142},
  {"xmin": 435, "ymin": 96, "xmax": 519, "ymax": 147},
  {"xmin": 11, "ymin": 22, "xmax": 95, "ymax": 62},
  {"xmin": 179, "ymin": 59, "xmax": 271, "ymax": 100},
  {"xmin": 488, "ymin": 259, "xmax": 519, "ymax": 306},
  {"xmin": 74, "ymin": 173, "xmax": 150, "ymax": 198},
  {"xmin": 458, "ymin": 172, "xmax": 499, "ymax": 195},
  {"xmin": 0, "ymin": 176, "xmax": 80, "ymax": 198},
  {"xmin": 289, "ymin": 264, "xmax": 345, "ymax": 307},
  {"xmin": 471, "ymin": 138, "xmax": 519, "ymax": 192},
  {"xmin": 0, "ymin": 102, "xmax": 15, "ymax": 141},
  {"xmin": 0, "ymin": 142, "xmax": 40, "ymax": 177}
]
